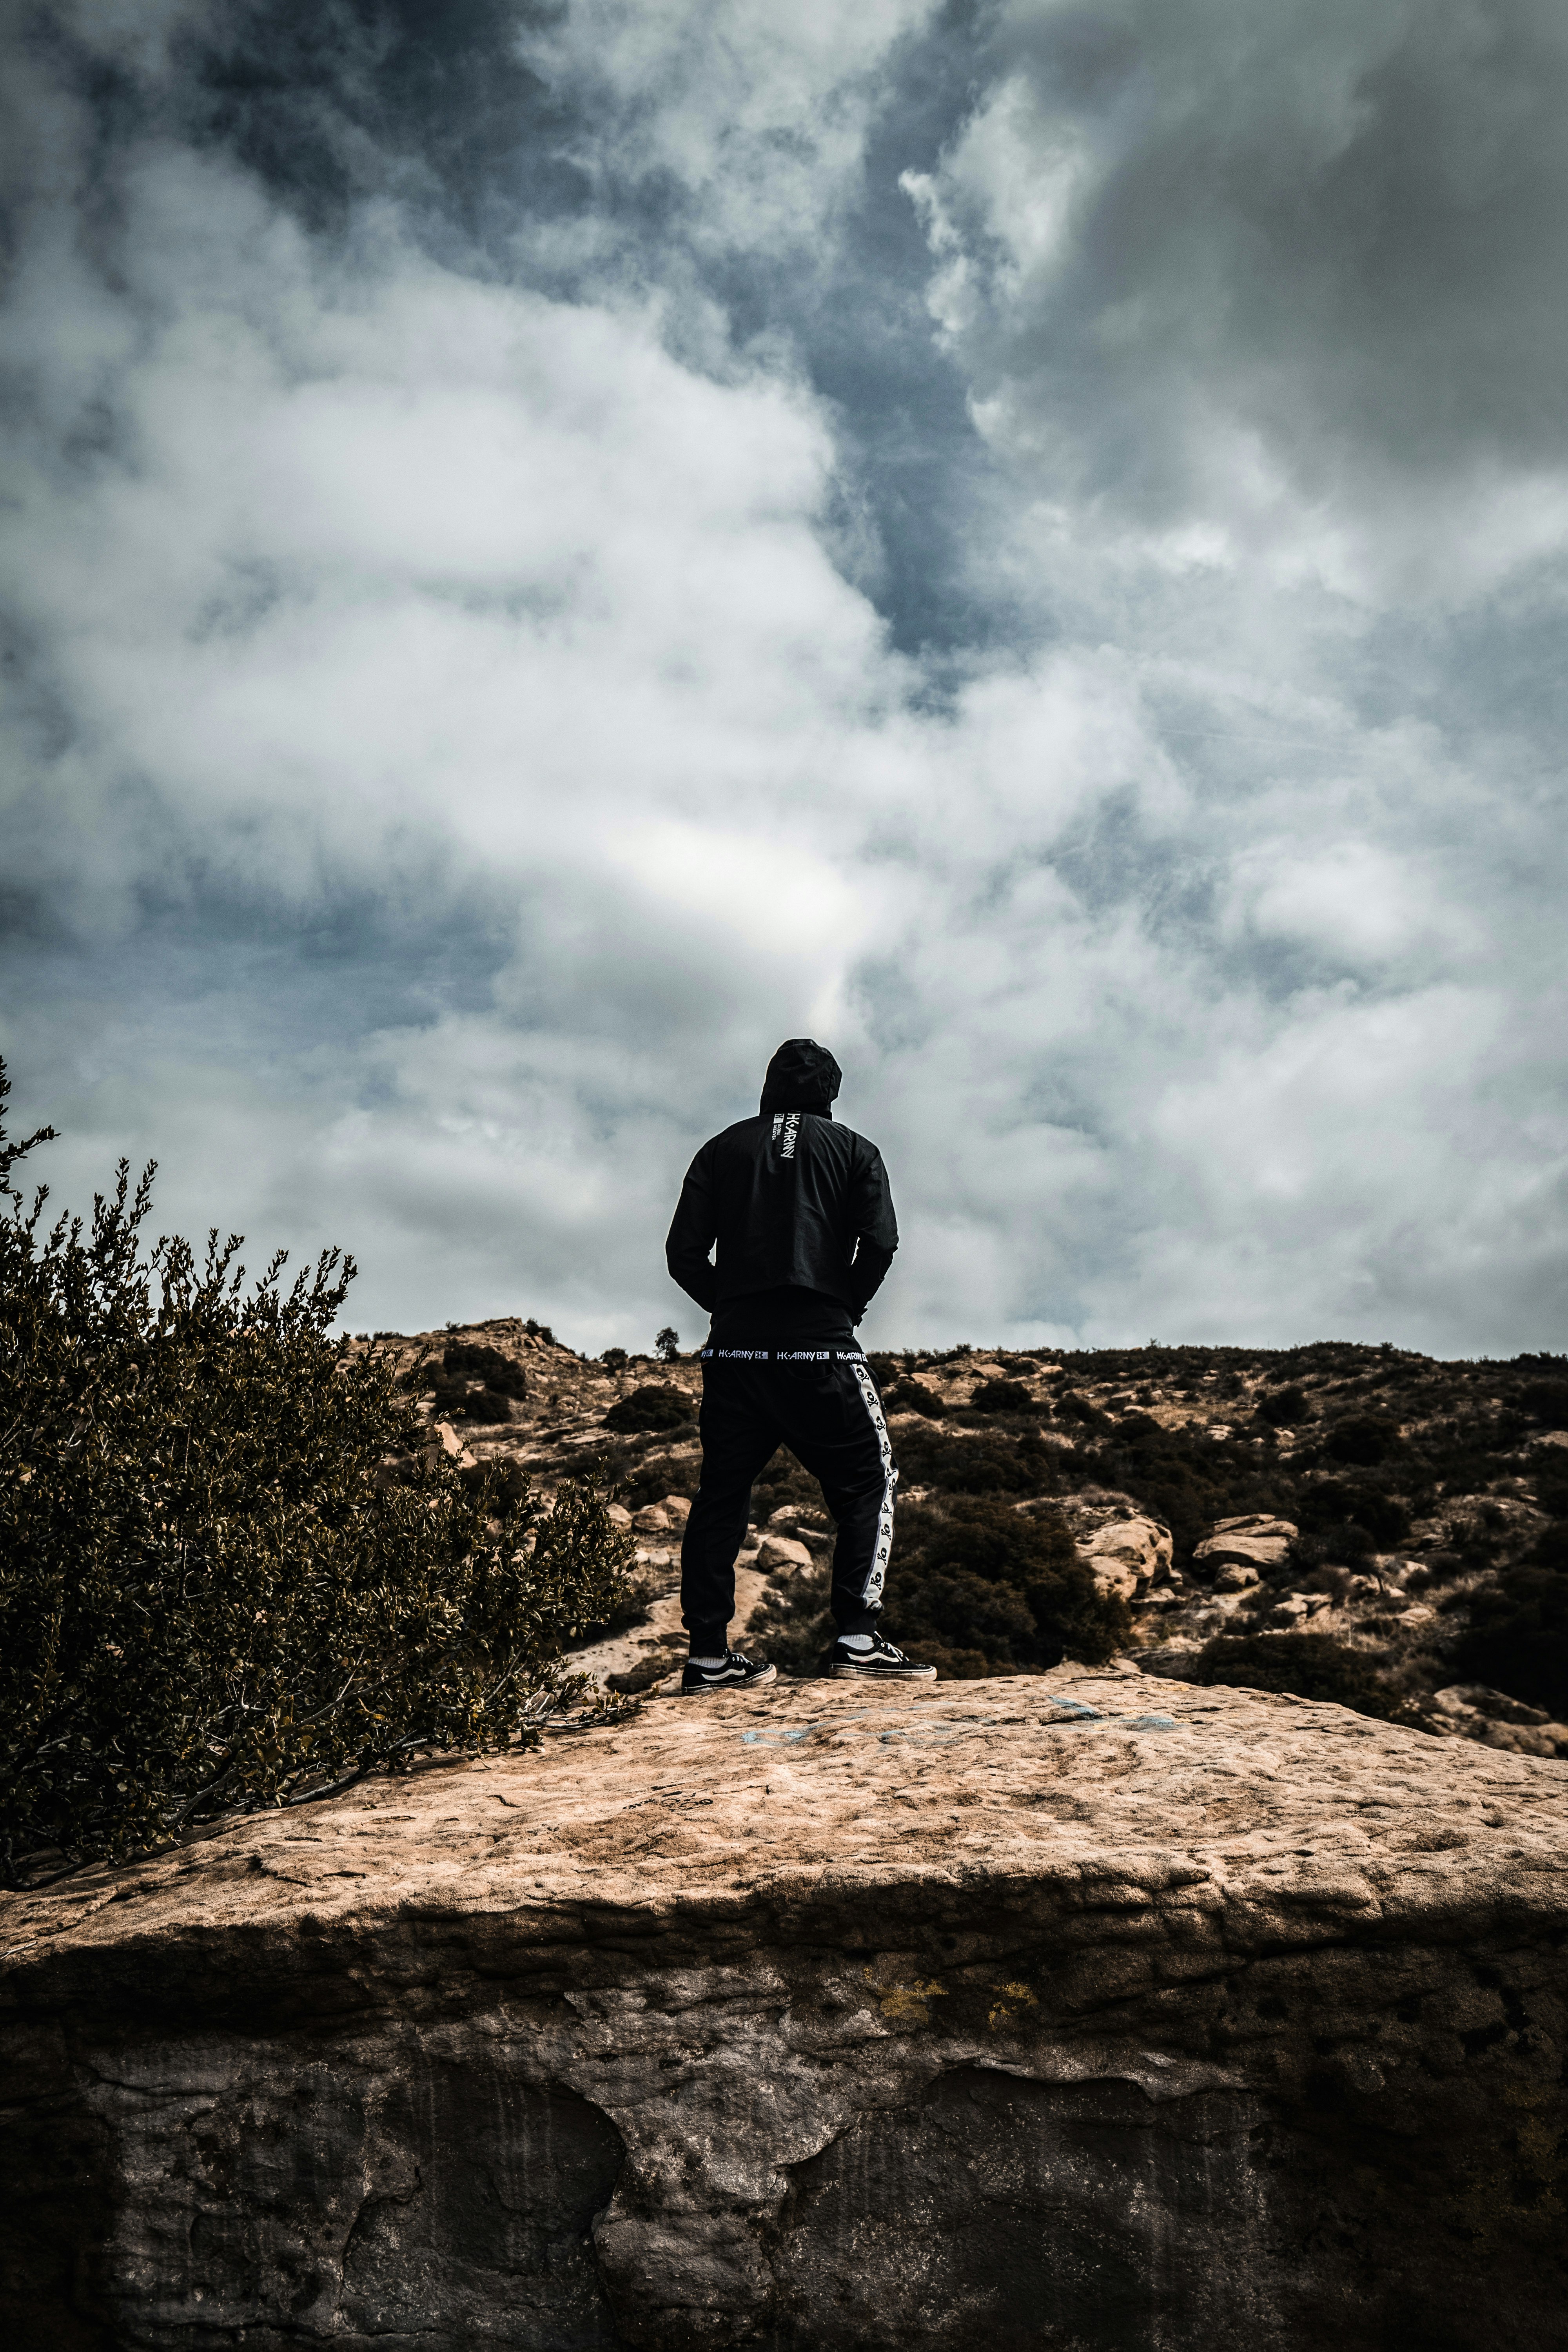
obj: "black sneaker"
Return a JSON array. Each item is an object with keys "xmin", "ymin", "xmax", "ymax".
[
  {"xmin": 679, "ymin": 1652, "xmax": 779, "ymax": 1695},
  {"xmin": 827, "ymin": 1632, "xmax": 937, "ymax": 1681}
]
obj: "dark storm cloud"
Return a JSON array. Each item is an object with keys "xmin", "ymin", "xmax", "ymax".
[{"xmin": 919, "ymin": 0, "xmax": 1568, "ymax": 533}]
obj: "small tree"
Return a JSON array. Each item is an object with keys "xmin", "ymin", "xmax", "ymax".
[
  {"xmin": 655, "ymin": 1326, "xmax": 681, "ymax": 1363},
  {"xmin": 0, "ymin": 1065, "xmax": 635, "ymax": 1880}
]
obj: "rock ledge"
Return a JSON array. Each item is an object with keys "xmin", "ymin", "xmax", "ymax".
[{"xmin": 3, "ymin": 1670, "xmax": 1564, "ymax": 2350}]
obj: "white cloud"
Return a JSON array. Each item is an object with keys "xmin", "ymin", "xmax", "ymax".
[{"xmin": 3, "ymin": 0, "xmax": 1566, "ymax": 1360}]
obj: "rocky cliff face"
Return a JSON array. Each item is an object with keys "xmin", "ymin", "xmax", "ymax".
[{"xmin": 4, "ymin": 1670, "xmax": 1564, "ymax": 2350}]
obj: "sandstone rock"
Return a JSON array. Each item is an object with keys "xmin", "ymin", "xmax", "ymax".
[
  {"xmin": 607, "ymin": 1503, "xmax": 634, "ymax": 1527},
  {"xmin": 1194, "ymin": 1514, "xmax": 1297, "ymax": 1577},
  {"xmin": 1133, "ymin": 1638, "xmax": 1207, "ymax": 1679},
  {"xmin": 421, "ymin": 1419, "xmax": 475, "ymax": 1469},
  {"xmin": 755, "ymin": 1533, "xmax": 815, "ymax": 1573},
  {"xmin": 1431, "ymin": 1685, "xmax": 1568, "ymax": 1759},
  {"xmin": 660, "ymin": 1495, "xmax": 692, "ymax": 1521},
  {"xmin": 633, "ymin": 1504, "xmax": 673, "ymax": 1533},
  {"xmin": 1214, "ymin": 1561, "xmax": 1261, "ymax": 1592},
  {"xmin": 1267, "ymin": 1594, "xmax": 1313, "ymax": 1627},
  {"xmin": 1065, "ymin": 1503, "xmax": 1173, "ymax": 1601},
  {"xmin": 5, "ymin": 1673, "xmax": 1563, "ymax": 2351}
]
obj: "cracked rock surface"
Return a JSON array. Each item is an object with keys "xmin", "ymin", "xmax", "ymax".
[{"xmin": 3, "ymin": 1670, "xmax": 1565, "ymax": 2350}]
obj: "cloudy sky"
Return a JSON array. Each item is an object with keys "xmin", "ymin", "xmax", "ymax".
[{"xmin": 3, "ymin": 0, "xmax": 1566, "ymax": 1357}]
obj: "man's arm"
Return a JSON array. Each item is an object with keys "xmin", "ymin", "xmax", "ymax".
[
  {"xmin": 848, "ymin": 1142, "xmax": 898, "ymax": 1316},
  {"xmin": 665, "ymin": 1147, "xmax": 719, "ymax": 1312}
]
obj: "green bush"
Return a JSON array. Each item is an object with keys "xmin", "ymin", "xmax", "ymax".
[
  {"xmin": 0, "ymin": 1071, "xmax": 635, "ymax": 1879},
  {"xmin": 441, "ymin": 1341, "xmax": 529, "ymax": 1399},
  {"xmin": 892, "ymin": 1497, "xmax": 1127, "ymax": 1675},
  {"xmin": 1451, "ymin": 1549, "xmax": 1568, "ymax": 1719},
  {"xmin": 1321, "ymin": 1416, "xmax": 1396, "ymax": 1467},
  {"xmin": 970, "ymin": 1378, "xmax": 1036, "ymax": 1416},
  {"xmin": 431, "ymin": 1341, "xmax": 529, "ymax": 1421},
  {"xmin": 1255, "ymin": 1384, "xmax": 1310, "ymax": 1428},
  {"xmin": 1192, "ymin": 1633, "xmax": 1406, "ymax": 1720},
  {"xmin": 1518, "ymin": 1379, "xmax": 1568, "ymax": 1429},
  {"xmin": 603, "ymin": 1384, "xmax": 696, "ymax": 1435},
  {"xmin": 750, "ymin": 1495, "xmax": 1129, "ymax": 1680},
  {"xmin": 895, "ymin": 1424, "xmax": 1057, "ymax": 1494},
  {"xmin": 884, "ymin": 1376, "xmax": 945, "ymax": 1418}
]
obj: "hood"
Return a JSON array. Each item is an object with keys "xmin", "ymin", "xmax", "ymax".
[{"xmin": 759, "ymin": 1037, "xmax": 841, "ymax": 1115}]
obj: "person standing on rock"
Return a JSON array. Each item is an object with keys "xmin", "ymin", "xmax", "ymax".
[{"xmin": 665, "ymin": 1037, "xmax": 936, "ymax": 1693}]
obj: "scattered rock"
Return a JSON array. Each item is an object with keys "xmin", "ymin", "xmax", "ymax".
[
  {"xmin": 755, "ymin": 1534, "xmax": 815, "ymax": 1573},
  {"xmin": 1193, "ymin": 1515, "xmax": 1297, "ymax": 1577},
  {"xmin": 421, "ymin": 1420, "xmax": 475, "ymax": 1468},
  {"xmin": 1266, "ymin": 1594, "xmax": 1314, "ymax": 1628},
  {"xmin": 632, "ymin": 1504, "xmax": 673, "ymax": 1533}
]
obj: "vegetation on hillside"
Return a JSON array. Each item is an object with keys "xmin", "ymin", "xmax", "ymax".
[{"xmin": 0, "ymin": 1067, "xmax": 635, "ymax": 1880}]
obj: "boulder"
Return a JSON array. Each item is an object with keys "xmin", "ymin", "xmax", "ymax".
[
  {"xmin": 661, "ymin": 1495, "xmax": 692, "ymax": 1521},
  {"xmin": 755, "ymin": 1534, "xmax": 815, "ymax": 1573},
  {"xmin": 632, "ymin": 1505, "xmax": 673, "ymax": 1534},
  {"xmin": 1431, "ymin": 1685, "xmax": 1568, "ymax": 1759},
  {"xmin": 1264, "ymin": 1593, "xmax": 1316, "ymax": 1627},
  {"xmin": 606, "ymin": 1503, "xmax": 634, "ymax": 1527},
  {"xmin": 5, "ymin": 1673, "xmax": 1563, "ymax": 2352},
  {"xmin": 1132, "ymin": 1638, "xmax": 1207, "ymax": 1680},
  {"xmin": 421, "ymin": 1419, "xmax": 475, "ymax": 1468},
  {"xmin": 1194, "ymin": 1514, "xmax": 1297, "ymax": 1578},
  {"xmin": 1071, "ymin": 1509, "xmax": 1173, "ymax": 1600},
  {"xmin": 1214, "ymin": 1560, "xmax": 1261, "ymax": 1592}
]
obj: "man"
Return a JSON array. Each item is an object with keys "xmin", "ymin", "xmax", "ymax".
[{"xmin": 664, "ymin": 1037, "xmax": 936, "ymax": 1693}]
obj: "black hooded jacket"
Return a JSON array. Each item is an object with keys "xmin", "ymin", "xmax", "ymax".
[{"xmin": 665, "ymin": 1040, "xmax": 898, "ymax": 1339}]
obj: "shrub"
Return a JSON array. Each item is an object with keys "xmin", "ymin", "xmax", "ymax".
[
  {"xmin": 746, "ymin": 1494, "xmax": 1128, "ymax": 1681},
  {"xmin": 1450, "ymin": 1554, "xmax": 1568, "ymax": 1719},
  {"xmin": 1255, "ymin": 1385, "xmax": 1310, "ymax": 1428},
  {"xmin": 1321, "ymin": 1416, "xmax": 1396, "ymax": 1467},
  {"xmin": 1519, "ymin": 1379, "xmax": 1568, "ymax": 1430},
  {"xmin": 603, "ymin": 1385, "xmax": 696, "ymax": 1435},
  {"xmin": 884, "ymin": 1377, "xmax": 945, "ymax": 1418},
  {"xmin": 751, "ymin": 1446, "xmax": 822, "ymax": 1512},
  {"xmin": 970, "ymin": 1378, "xmax": 1036, "ymax": 1416},
  {"xmin": 441, "ymin": 1341, "xmax": 529, "ymax": 1399},
  {"xmin": 0, "ymin": 1070, "xmax": 636, "ymax": 1879},
  {"xmin": 1192, "ymin": 1633, "xmax": 1405, "ymax": 1721},
  {"xmin": 888, "ymin": 1497, "xmax": 1129, "ymax": 1677},
  {"xmin": 1298, "ymin": 1479, "xmax": 1408, "ymax": 1548},
  {"xmin": 431, "ymin": 1342, "xmax": 526, "ymax": 1423},
  {"xmin": 895, "ymin": 1424, "xmax": 1057, "ymax": 1494},
  {"xmin": 601, "ymin": 1347, "xmax": 630, "ymax": 1372}
]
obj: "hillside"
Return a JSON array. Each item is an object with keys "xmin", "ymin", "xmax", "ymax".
[{"xmin": 356, "ymin": 1322, "xmax": 1568, "ymax": 1755}]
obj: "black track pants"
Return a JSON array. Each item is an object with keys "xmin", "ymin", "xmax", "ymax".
[{"xmin": 680, "ymin": 1349, "xmax": 897, "ymax": 1653}]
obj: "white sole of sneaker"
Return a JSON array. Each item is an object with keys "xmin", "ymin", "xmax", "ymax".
[{"xmin": 827, "ymin": 1661, "xmax": 937, "ymax": 1680}]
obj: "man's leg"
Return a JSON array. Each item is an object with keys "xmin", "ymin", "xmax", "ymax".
[
  {"xmin": 775, "ymin": 1359, "xmax": 897, "ymax": 1635},
  {"xmin": 681, "ymin": 1363, "xmax": 780, "ymax": 1655}
]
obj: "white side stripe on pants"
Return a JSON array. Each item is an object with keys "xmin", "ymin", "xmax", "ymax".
[{"xmin": 849, "ymin": 1360, "xmax": 898, "ymax": 1608}]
